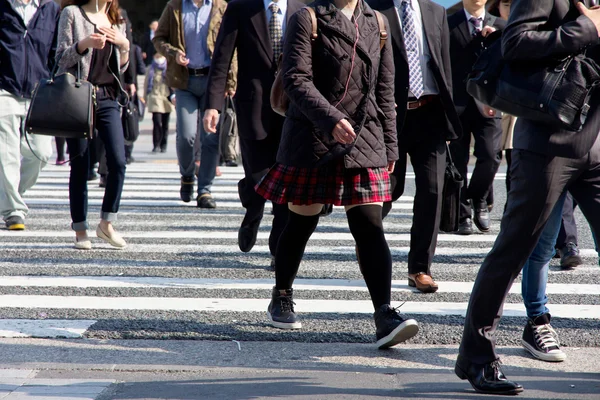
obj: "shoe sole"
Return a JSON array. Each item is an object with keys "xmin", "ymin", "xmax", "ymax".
[
  {"xmin": 7, "ymin": 224, "xmax": 25, "ymax": 231},
  {"xmin": 376, "ymin": 319, "xmax": 419, "ymax": 349},
  {"xmin": 74, "ymin": 241, "xmax": 92, "ymax": 250},
  {"xmin": 521, "ymin": 339, "xmax": 567, "ymax": 362},
  {"xmin": 408, "ymin": 278, "xmax": 438, "ymax": 293},
  {"xmin": 454, "ymin": 364, "xmax": 524, "ymax": 395},
  {"xmin": 267, "ymin": 312, "xmax": 302, "ymax": 330},
  {"xmin": 96, "ymin": 228, "xmax": 127, "ymax": 249}
]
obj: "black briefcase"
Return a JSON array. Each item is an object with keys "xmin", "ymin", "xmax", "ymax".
[
  {"xmin": 467, "ymin": 31, "xmax": 600, "ymax": 132},
  {"xmin": 439, "ymin": 145, "xmax": 463, "ymax": 233},
  {"xmin": 25, "ymin": 62, "xmax": 96, "ymax": 139}
]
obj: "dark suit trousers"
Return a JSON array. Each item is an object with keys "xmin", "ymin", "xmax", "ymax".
[
  {"xmin": 451, "ymin": 104, "xmax": 502, "ymax": 220},
  {"xmin": 238, "ymin": 133, "xmax": 288, "ymax": 256},
  {"xmin": 460, "ymin": 142, "xmax": 600, "ymax": 364},
  {"xmin": 382, "ymin": 100, "xmax": 447, "ymax": 275},
  {"xmin": 556, "ymin": 192, "xmax": 578, "ymax": 248}
]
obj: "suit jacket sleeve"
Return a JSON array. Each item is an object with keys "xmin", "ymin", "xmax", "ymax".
[
  {"xmin": 153, "ymin": 5, "xmax": 180, "ymax": 63},
  {"xmin": 440, "ymin": 8, "xmax": 452, "ymax": 97},
  {"xmin": 283, "ymin": 9, "xmax": 346, "ymax": 137},
  {"xmin": 375, "ymin": 17, "xmax": 398, "ymax": 163},
  {"xmin": 206, "ymin": 2, "xmax": 239, "ymax": 111},
  {"xmin": 502, "ymin": 0, "xmax": 599, "ymax": 61}
]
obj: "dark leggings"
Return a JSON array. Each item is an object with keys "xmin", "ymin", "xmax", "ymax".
[{"xmin": 275, "ymin": 204, "xmax": 392, "ymax": 309}]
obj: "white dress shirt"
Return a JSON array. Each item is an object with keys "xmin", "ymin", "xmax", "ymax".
[
  {"xmin": 464, "ymin": 9, "xmax": 486, "ymax": 35},
  {"xmin": 264, "ymin": 0, "xmax": 288, "ymax": 35},
  {"xmin": 8, "ymin": 0, "xmax": 40, "ymax": 26},
  {"xmin": 394, "ymin": 0, "xmax": 438, "ymax": 97}
]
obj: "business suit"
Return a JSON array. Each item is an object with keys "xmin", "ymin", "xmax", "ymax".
[
  {"xmin": 448, "ymin": 8, "xmax": 505, "ymax": 231},
  {"xmin": 457, "ymin": 0, "xmax": 600, "ymax": 392},
  {"xmin": 206, "ymin": 0, "xmax": 304, "ymax": 257},
  {"xmin": 369, "ymin": 0, "xmax": 461, "ymax": 285}
]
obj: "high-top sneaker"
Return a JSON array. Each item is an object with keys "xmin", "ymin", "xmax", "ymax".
[
  {"xmin": 521, "ymin": 313, "xmax": 566, "ymax": 362},
  {"xmin": 267, "ymin": 287, "xmax": 302, "ymax": 329},
  {"xmin": 374, "ymin": 304, "xmax": 419, "ymax": 349}
]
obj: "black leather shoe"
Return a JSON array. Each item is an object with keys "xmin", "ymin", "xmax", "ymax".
[
  {"xmin": 473, "ymin": 202, "xmax": 491, "ymax": 232},
  {"xmin": 238, "ymin": 220, "xmax": 260, "ymax": 252},
  {"xmin": 456, "ymin": 218, "xmax": 473, "ymax": 235},
  {"xmin": 197, "ymin": 194, "xmax": 217, "ymax": 209},
  {"xmin": 455, "ymin": 355, "xmax": 524, "ymax": 395},
  {"xmin": 558, "ymin": 242, "xmax": 583, "ymax": 269},
  {"xmin": 180, "ymin": 177, "xmax": 194, "ymax": 203}
]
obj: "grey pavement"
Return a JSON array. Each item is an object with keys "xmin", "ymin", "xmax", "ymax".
[{"xmin": 0, "ymin": 117, "xmax": 598, "ymax": 398}]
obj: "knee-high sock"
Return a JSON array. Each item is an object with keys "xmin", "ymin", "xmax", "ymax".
[
  {"xmin": 274, "ymin": 210, "xmax": 320, "ymax": 290},
  {"xmin": 347, "ymin": 205, "xmax": 392, "ymax": 309}
]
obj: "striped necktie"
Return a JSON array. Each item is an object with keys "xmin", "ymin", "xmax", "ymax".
[{"xmin": 400, "ymin": 0, "xmax": 424, "ymax": 99}]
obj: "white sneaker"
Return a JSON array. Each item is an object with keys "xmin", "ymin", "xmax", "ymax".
[{"xmin": 96, "ymin": 225, "xmax": 127, "ymax": 248}]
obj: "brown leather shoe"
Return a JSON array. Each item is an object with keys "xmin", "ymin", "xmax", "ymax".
[{"xmin": 408, "ymin": 273, "xmax": 439, "ymax": 293}]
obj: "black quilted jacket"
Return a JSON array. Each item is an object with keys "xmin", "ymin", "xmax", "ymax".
[{"xmin": 276, "ymin": 0, "xmax": 398, "ymax": 168}]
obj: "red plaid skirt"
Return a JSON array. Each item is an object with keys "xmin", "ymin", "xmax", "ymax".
[{"xmin": 255, "ymin": 161, "xmax": 391, "ymax": 206}]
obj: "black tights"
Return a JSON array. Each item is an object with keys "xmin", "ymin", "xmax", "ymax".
[{"xmin": 275, "ymin": 205, "xmax": 392, "ymax": 309}]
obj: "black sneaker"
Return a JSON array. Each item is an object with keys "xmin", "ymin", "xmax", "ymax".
[
  {"xmin": 5, "ymin": 216, "xmax": 25, "ymax": 231},
  {"xmin": 558, "ymin": 242, "xmax": 583, "ymax": 269},
  {"xmin": 267, "ymin": 287, "xmax": 301, "ymax": 329},
  {"xmin": 180, "ymin": 176, "xmax": 194, "ymax": 203},
  {"xmin": 374, "ymin": 304, "xmax": 419, "ymax": 349},
  {"xmin": 521, "ymin": 313, "xmax": 566, "ymax": 362},
  {"xmin": 225, "ymin": 160, "xmax": 238, "ymax": 167}
]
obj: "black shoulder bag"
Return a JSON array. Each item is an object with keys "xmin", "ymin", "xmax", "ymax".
[
  {"xmin": 467, "ymin": 30, "xmax": 600, "ymax": 132},
  {"xmin": 25, "ymin": 57, "xmax": 96, "ymax": 139}
]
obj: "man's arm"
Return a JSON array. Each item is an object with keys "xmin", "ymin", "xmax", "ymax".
[
  {"xmin": 153, "ymin": 4, "xmax": 179, "ymax": 63},
  {"xmin": 502, "ymin": 0, "xmax": 599, "ymax": 61},
  {"xmin": 440, "ymin": 7, "xmax": 452, "ymax": 97}
]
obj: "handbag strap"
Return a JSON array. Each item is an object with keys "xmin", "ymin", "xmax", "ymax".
[{"xmin": 446, "ymin": 142, "xmax": 455, "ymax": 165}]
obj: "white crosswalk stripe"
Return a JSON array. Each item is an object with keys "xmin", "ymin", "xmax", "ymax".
[{"xmin": 0, "ymin": 136, "xmax": 598, "ymax": 347}]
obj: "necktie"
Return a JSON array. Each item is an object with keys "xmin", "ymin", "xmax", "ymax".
[
  {"xmin": 269, "ymin": 2, "xmax": 283, "ymax": 62},
  {"xmin": 400, "ymin": 0, "xmax": 424, "ymax": 99},
  {"xmin": 469, "ymin": 16, "xmax": 483, "ymax": 36}
]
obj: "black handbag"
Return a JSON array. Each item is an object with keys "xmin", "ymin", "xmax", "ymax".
[
  {"xmin": 439, "ymin": 144, "xmax": 463, "ymax": 233},
  {"xmin": 122, "ymin": 94, "xmax": 140, "ymax": 143},
  {"xmin": 25, "ymin": 61, "xmax": 96, "ymax": 139},
  {"xmin": 467, "ymin": 31, "xmax": 600, "ymax": 132}
]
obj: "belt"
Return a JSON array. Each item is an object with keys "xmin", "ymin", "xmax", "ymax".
[
  {"xmin": 187, "ymin": 67, "xmax": 210, "ymax": 76},
  {"xmin": 407, "ymin": 95, "xmax": 437, "ymax": 110}
]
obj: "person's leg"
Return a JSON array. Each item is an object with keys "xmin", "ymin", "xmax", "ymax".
[
  {"xmin": 152, "ymin": 113, "xmax": 161, "ymax": 151},
  {"xmin": 505, "ymin": 149, "xmax": 512, "ymax": 195},
  {"xmin": 450, "ymin": 112, "xmax": 473, "ymax": 224},
  {"xmin": 0, "ymin": 91, "xmax": 28, "ymax": 226},
  {"xmin": 66, "ymin": 137, "xmax": 90, "ymax": 237},
  {"xmin": 195, "ymin": 76, "xmax": 219, "ymax": 203},
  {"xmin": 96, "ymin": 98, "xmax": 127, "ymax": 247},
  {"xmin": 346, "ymin": 203, "xmax": 419, "ymax": 348},
  {"xmin": 175, "ymin": 86, "xmax": 199, "ymax": 201},
  {"xmin": 18, "ymin": 132, "xmax": 52, "ymax": 195},
  {"xmin": 406, "ymin": 138, "xmax": 446, "ymax": 281},
  {"xmin": 381, "ymin": 145, "xmax": 407, "ymax": 219},
  {"xmin": 269, "ymin": 203, "xmax": 322, "ymax": 330},
  {"xmin": 467, "ymin": 115, "xmax": 502, "ymax": 231},
  {"xmin": 520, "ymin": 192, "xmax": 567, "ymax": 362},
  {"xmin": 161, "ymin": 112, "xmax": 170, "ymax": 151},
  {"xmin": 459, "ymin": 149, "xmax": 574, "ymax": 365},
  {"xmin": 556, "ymin": 192, "xmax": 578, "ymax": 248},
  {"xmin": 55, "ymin": 137, "xmax": 66, "ymax": 163}
]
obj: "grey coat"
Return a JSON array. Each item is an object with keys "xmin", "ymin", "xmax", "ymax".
[{"xmin": 56, "ymin": 5, "xmax": 129, "ymax": 80}]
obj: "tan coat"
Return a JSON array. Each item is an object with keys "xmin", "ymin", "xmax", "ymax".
[
  {"xmin": 144, "ymin": 66, "xmax": 175, "ymax": 114},
  {"xmin": 153, "ymin": 0, "xmax": 237, "ymax": 91}
]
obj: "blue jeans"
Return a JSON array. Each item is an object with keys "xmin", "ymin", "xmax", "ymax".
[
  {"xmin": 175, "ymin": 75, "xmax": 219, "ymax": 196},
  {"xmin": 67, "ymin": 97, "xmax": 126, "ymax": 231},
  {"xmin": 521, "ymin": 192, "xmax": 567, "ymax": 319}
]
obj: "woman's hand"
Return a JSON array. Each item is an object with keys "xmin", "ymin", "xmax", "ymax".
[
  {"xmin": 78, "ymin": 33, "xmax": 106, "ymax": 52},
  {"xmin": 98, "ymin": 26, "xmax": 129, "ymax": 51},
  {"xmin": 332, "ymin": 119, "xmax": 356, "ymax": 144},
  {"xmin": 387, "ymin": 161, "xmax": 395, "ymax": 173}
]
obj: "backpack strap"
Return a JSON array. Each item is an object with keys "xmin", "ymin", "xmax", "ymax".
[
  {"xmin": 374, "ymin": 10, "xmax": 388, "ymax": 50},
  {"xmin": 305, "ymin": 7, "xmax": 318, "ymax": 41}
]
